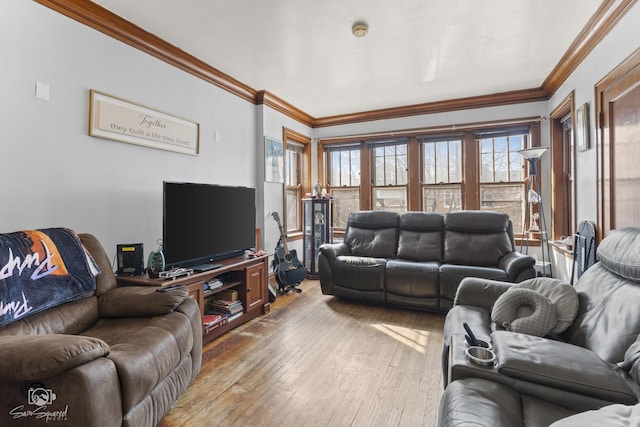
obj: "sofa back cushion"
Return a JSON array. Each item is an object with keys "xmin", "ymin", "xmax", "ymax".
[
  {"xmin": 397, "ymin": 212, "xmax": 444, "ymax": 262},
  {"xmin": 443, "ymin": 211, "xmax": 514, "ymax": 267},
  {"xmin": 345, "ymin": 211, "xmax": 398, "ymax": 258},
  {"xmin": 563, "ymin": 227, "xmax": 640, "ymax": 364}
]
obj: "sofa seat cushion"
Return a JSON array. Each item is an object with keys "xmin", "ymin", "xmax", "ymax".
[
  {"xmin": 333, "ymin": 256, "xmax": 387, "ymax": 291},
  {"xmin": 82, "ymin": 311, "xmax": 194, "ymax": 412},
  {"xmin": 385, "ymin": 260, "xmax": 440, "ymax": 310},
  {"xmin": 439, "ymin": 378, "xmax": 576, "ymax": 427},
  {"xmin": 385, "ymin": 260, "xmax": 439, "ymax": 298}
]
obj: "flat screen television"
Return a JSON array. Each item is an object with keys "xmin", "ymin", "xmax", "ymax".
[{"xmin": 163, "ymin": 181, "xmax": 256, "ymax": 271}]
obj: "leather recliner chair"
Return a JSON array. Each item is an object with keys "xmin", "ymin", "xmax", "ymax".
[{"xmin": 0, "ymin": 233, "xmax": 202, "ymax": 427}]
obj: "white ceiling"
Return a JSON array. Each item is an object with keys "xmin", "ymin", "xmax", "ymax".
[{"xmin": 93, "ymin": 0, "xmax": 604, "ymax": 118}]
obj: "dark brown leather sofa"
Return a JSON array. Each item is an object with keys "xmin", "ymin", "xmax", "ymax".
[
  {"xmin": 0, "ymin": 233, "xmax": 202, "ymax": 427},
  {"xmin": 318, "ymin": 210, "xmax": 536, "ymax": 312},
  {"xmin": 439, "ymin": 227, "xmax": 640, "ymax": 426}
]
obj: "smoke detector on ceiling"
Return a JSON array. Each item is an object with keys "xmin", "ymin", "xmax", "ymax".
[{"xmin": 352, "ymin": 22, "xmax": 368, "ymax": 38}]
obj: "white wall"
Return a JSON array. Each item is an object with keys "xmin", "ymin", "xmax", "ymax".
[
  {"xmin": 549, "ymin": 3, "xmax": 640, "ymax": 225},
  {"xmin": 1, "ymin": 1, "xmax": 258, "ymax": 264},
  {"xmin": 258, "ymin": 106, "xmax": 312, "ymax": 256}
]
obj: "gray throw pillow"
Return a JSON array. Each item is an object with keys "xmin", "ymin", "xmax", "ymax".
[
  {"xmin": 514, "ymin": 277, "xmax": 579, "ymax": 334},
  {"xmin": 492, "ymin": 288, "xmax": 558, "ymax": 337}
]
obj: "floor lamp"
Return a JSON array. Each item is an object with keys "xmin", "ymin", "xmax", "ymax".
[{"xmin": 517, "ymin": 147, "xmax": 551, "ymax": 277}]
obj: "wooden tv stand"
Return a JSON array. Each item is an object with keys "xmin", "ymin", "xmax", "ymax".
[{"xmin": 116, "ymin": 255, "xmax": 270, "ymax": 345}]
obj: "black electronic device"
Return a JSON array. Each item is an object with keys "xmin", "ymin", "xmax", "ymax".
[
  {"xmin": 463, "ymin": 322, "xmax": 480, "ymax": 347},
  {"xmin": 163, "ymin": 181, "xmax": 256, "ymax": 270},
  {"xmin": 117, "ymin": 243, "xmax": 145, "ymax": 276}
]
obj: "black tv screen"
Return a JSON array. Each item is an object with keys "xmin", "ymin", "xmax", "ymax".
[{"xmin": 163, "ymin": 181, "xmax": 256, "ymax": 269}]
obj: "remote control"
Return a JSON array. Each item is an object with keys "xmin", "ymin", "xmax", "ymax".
[{"xmin": 463, "ymin": 322, "xmax": 480, "ymax": 347}]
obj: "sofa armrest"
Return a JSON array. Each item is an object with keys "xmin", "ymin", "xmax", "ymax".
[
  {"xmin": 498, "ymin": 251, "xmax": 536, "ymax": 281},
  {"xmin": 492, "ymin": 331, "xmax": 637, "ymax": 404},
  {"xmin": 454, "ymin": 277, "xmax": 514, "ymax": 309},
  {"xmin": 0, "ymin": 334, "xmax": 109, "ymax": 381},
  {"xmin": 98, "ymin": 286, "xmax": 188, "ymax": 318},
  {"xmin": 318, "ymin": 242, "xmax": 352, "ymax": 261}
]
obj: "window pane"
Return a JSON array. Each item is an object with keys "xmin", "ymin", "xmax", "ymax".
[
  {"xmin": 375, "ymin": 154, "xmax": 385, "ymax": 185},
  {"xmin": 478, "ymin": 135, "xmax": 526, "ymax": 184},
  {"xmin": 373, "ymin": 187, "xmax": 406, "ymax": 212},
  {"xmin": 423, "ymin": 185, "xmax": 462, "ymax": 213},
  {"xmin": 286, "ymin": 188, "xmax": 299, "ymax": 231},
  {"xmin": 423, "ymin": 143, "xmax": 435, "ymax": 184},
  {"xmin": 435, "ymin": 142, "xmax": 448, "ymax": 183},
  {"xmin": 423, "ymin": 139, "xmax": 462, "ymax": 186},
  {"xmin": 397, "ymin": 152, "xmax": 407, "ymax": 185},
  {"xmin": 286, "ymin": 148, "xmax": 301, "ymax": 186},
  {"xmin": 331, "ymin": 188, "xmax": 359, "ymax": 229},
  {"xmin": 350, "ymin": 151, "xmax": 360, "ymax": 186},
  {"xmin": 340, "ymin": 151, "xmax": 350, "ymax": 186},
  {"xmin": 331, "ymin": 151, "xmax": 341, "ymax": 186},
  {"xmin": 385, "ymin": 156, "xmax": 396, "ymax": 185},
  {"xmin": 450, "ymin": 141, "xmax": 461, "ymax": 182},
  {"xmin": 510, "ymin": 152, "xmax": 523, "ymax": 181},
  {"xmin": 480, "ymin": 184, "xmax": 524, "ymax": 233},
  {"xmin": 480, "ymin": 152, "xmax": 493, "ymax": 182}
]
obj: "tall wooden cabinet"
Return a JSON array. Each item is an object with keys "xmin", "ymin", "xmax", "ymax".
[
  {"xmin": 116, "ymin": 254, "xmax": 269, "ymax": 345},
  {"xmin": 302, "ymin": 197, "xmax": 332, "ymax": 279}
]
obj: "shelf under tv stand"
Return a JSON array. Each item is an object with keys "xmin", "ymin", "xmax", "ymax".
[{"xmin": 116, "ymin": 254, "xmax": 270, "ymax": 345}]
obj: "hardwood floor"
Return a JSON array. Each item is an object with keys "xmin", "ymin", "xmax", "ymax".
[{"xmin": 159, "ymin": 280, "xmax": 445, "ymax": 427}]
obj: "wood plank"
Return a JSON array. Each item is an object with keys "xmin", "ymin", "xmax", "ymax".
[{"xmin": 158, "ymin": 280, "xmax": 445, "ymax": 427}]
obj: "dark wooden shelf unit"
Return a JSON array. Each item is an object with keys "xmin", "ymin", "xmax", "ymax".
[{"xmin": 116, "ymin": 254, "xmax": 270, "ymax": 344}]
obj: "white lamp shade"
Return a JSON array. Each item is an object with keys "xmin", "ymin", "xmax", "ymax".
[{"xmin": 516, "ymin": 147, "xmax": 548, "ymax": 160}]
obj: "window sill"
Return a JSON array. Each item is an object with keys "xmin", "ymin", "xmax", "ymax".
[
  {"xmin": 550, "ymin": 241, "xmax": 574, "ymax": 258},
  {"xmin": 516, "ymin": 237, "xmax": 541, "ymax": 247},
  {"xmin": 286, "ymin": 231, "xmax": 303, "ymax": 241}
]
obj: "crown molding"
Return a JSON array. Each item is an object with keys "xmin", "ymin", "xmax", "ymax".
[
  {"xmin": 256, "ymin": 91, "xmax": 314, "ymax": 127},
  {"xmin": 312, "ymin": 87, "xmax": 548, "ymax": 128},
  {"xmin": 542, "ymin": 0, "xmax": 638, "ymax": 96},
  {"xmin": 35, "ymin": 0, "xmax": 636, "ymax": 128},
  {"xmin": 34, "ymin": 0, "xmax": 257, "ymax": 104}
]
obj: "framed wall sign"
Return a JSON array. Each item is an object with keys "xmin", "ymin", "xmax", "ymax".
[
  {"xmin": 576, "ymin": 102, "xmax": 590, "ymax": 152},
  {"xmin": 265, "ymin": 137, "xmax": 284, "ymax": 183},
  {"xmin": 89, "ymin": 90, "xmax": 200, "ymax": 155}
]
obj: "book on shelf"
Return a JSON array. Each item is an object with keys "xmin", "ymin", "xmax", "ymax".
[
  {"xmin": 204, "ymin": 279, "xmax": 224, "ymax": 292},
  {"xmin": 209, "ymin": 299, "xmax": 243, "ymax": 314},
  {"xmin": 203, "ymin": 313, "xmax": 227, "ymax": 333}
]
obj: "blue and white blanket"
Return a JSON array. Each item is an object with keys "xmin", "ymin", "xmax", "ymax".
[{"xmin": 0, "ymin": 228, "xmax": 100, "ymax": 327}]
